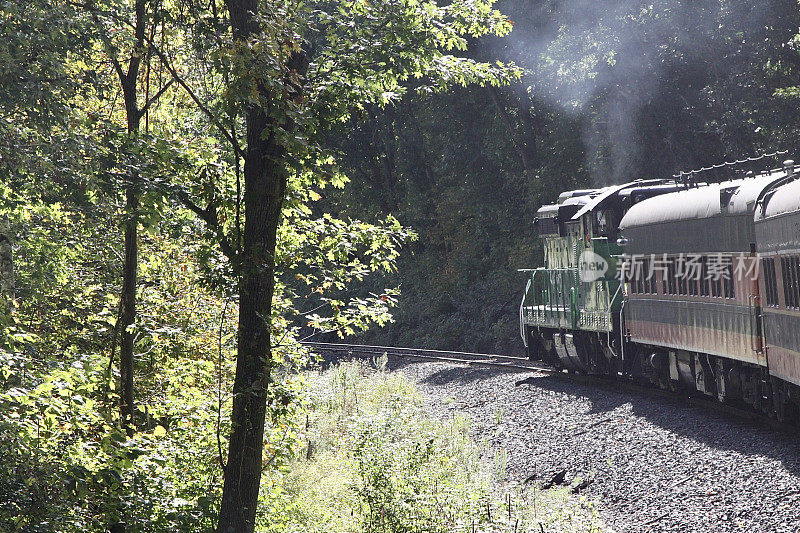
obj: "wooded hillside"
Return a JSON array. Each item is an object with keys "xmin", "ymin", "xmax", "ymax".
[{"xmin": 326, "ymin": 0, "xmax": 800, "ymax": 353}]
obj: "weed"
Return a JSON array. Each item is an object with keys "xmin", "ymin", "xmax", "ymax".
[{"xmin": 256, "ymin": 362, "xmax": 608, "ymax": 532}]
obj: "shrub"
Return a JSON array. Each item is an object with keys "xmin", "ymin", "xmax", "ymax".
[{"xmin": 257, "ymin": 362, "xmax": 606, "ymax": 533}]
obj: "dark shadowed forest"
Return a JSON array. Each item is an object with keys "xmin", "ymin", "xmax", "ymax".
[{"xmin": 325, "ymin": 0, "xmax": 800, "ymax": 353}]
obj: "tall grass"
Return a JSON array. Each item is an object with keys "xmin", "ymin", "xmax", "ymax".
[{"xmin": 257, "ymin": 362, "xmax": 605, "ymax": 532}]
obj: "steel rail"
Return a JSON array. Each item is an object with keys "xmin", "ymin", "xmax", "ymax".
[{"xmin": 302, "ymin": 341, "xmax": 553, "ymax": 373}]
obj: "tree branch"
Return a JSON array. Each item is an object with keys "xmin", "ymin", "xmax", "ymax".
[
  {"xmin": 140, "ymin": 78, "xmax": 174, "ymax": 115},
  {"xmin": 76, "ymin": 0, "xmax": 244, "ymax": 159},
  {"xmin": 82, "ymin": 1, "xmax": 126, "ymax": 83},
  {"xmin": 140, "ymin": 35, "xmax": 245, "ymax": 160},
  {"xmin": 176, "ymin": 189, "xmax": 240, "ymax": 266}
]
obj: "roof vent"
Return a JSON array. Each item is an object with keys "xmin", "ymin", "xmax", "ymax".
[{"xmin": 784, "ymin": 159, "xmax": 794, "ymax": 178}]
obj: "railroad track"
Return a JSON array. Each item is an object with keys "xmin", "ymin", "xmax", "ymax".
[
  {"xmin": 302, "ymin": 341, "xmax": 553, "ymax": 373},
  {"xmin": 302, "ymin": 341, "xmax": 800, "ymax": 435}
]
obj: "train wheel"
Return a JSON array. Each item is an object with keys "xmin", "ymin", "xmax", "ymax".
[
  {"xmin": 539, "ymin": 330, "xmax": 561, "ymax": 368},
  {"xmin": 772, "ymin": 379, "xmax": 787, "ymax": 423}
]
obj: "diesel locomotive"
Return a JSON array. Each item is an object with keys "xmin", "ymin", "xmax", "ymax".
[{"xmin": 520, "ymin": 159, "xmax": 800, "ymax": 421}]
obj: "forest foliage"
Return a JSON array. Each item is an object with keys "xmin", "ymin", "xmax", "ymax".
[
  {"xmin": 1, "ymin": 0, "xmax": 517, "ymax": 529},
  {"xmin": 328, "ymin": 0, "xmax": 800, "ymax": 353},
  {"xmin": 2, "ymin": 0, "xmax": 800, "ymax": 530}
]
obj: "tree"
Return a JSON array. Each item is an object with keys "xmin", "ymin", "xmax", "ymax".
[
  {"xmin": 210, "ymin": 0, "xmax": 518, "ymax": 529},
  {"xmin": 213, "ymin": 1, "xmax": 302, "ymax": 528},
  {"xmin": 0, "ymin": 0, "xmax": 96, "ymax": 348},
  {"xmin": 84, "ymin": 0, "xmax": 181, "ymax": 434}
]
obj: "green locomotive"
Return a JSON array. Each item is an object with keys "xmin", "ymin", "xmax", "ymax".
[{"xmin": 520, "ymin": 180, "xmax": 682, "ymax": 373}]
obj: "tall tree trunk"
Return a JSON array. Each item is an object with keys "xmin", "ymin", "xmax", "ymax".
[
  {"xmin": 216, "ymin": 111, "xmax": 286, "ymax": 532},
  {"xmin": 116, "ymin": 0, "xmax": 146, "ymax": 435},
  {"xmin": 217, "ymin": 1, "xmax": 305, "ymax": 530},
  {"xmin": 119, "ymin": 185, "xmax": 138, "ymax": 432},
  {"xmin": 0, "ymin": 215, "xmax": 13, "ymax": 330}
]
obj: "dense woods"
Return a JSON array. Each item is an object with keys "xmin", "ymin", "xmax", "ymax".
[
  {"xmin": 329, "ymin": 0, "xmax": 800, "ymax": 353},
  {"xmin": 2, "ymin": 0, "xmax": 800, "ymax": 530}
]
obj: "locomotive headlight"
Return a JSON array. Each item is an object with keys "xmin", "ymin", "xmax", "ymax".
[{"xmin": 617, "ymin": 237, "xmax": 629, "ymax": 247}]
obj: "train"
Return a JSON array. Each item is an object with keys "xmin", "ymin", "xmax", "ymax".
[{"xmin": 519, "ymin": 159, "xmax": 800, "ymax": 422}]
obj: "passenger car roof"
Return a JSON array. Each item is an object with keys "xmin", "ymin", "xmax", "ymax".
[
  {"xmin": 619, "ymin": 171, "xmax": 787, "ymax": 230},
  {"xmin": 758, "ymin": 177, "xmax": 800, "ymax": 220}
]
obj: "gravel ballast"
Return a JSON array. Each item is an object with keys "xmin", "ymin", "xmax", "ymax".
[{"xmin": 391, "ymin": 359, "xmax": 800, "ymax": 532}]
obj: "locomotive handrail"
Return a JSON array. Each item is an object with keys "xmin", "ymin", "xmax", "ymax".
[
  {"xmin": 605, "ymin": 282, "xmax": 623, "ymax": 315},
  {"xmin": 619, "ymin": 297, "xmax": 627, "ymax": 365},
  {"xmin": 520, "ymin": 278, "xmax": 532, "ymax": 347},
  {"xmin": 569, "ymin": 287, "xmax": 578, "ymax": 328},
  {"xmin": 605, "ymin": 282, "xmax": 623, "ymax": 359}
]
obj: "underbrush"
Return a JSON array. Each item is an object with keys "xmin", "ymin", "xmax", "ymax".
[
  {"xmin": 258, "ymin": 361, "xmax": 605, "ymax": 533},
  {"xmin": 0, "ymin": 354, "xmax": 604, "ymax": 532},
  {"xmin": 0, "ymin": 351, "xmax": 223, "ymax": 532}
]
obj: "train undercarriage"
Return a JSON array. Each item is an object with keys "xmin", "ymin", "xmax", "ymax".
[{"xmin": 524, "ymin": 325, "xmax": 800, "ymax": 424}]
